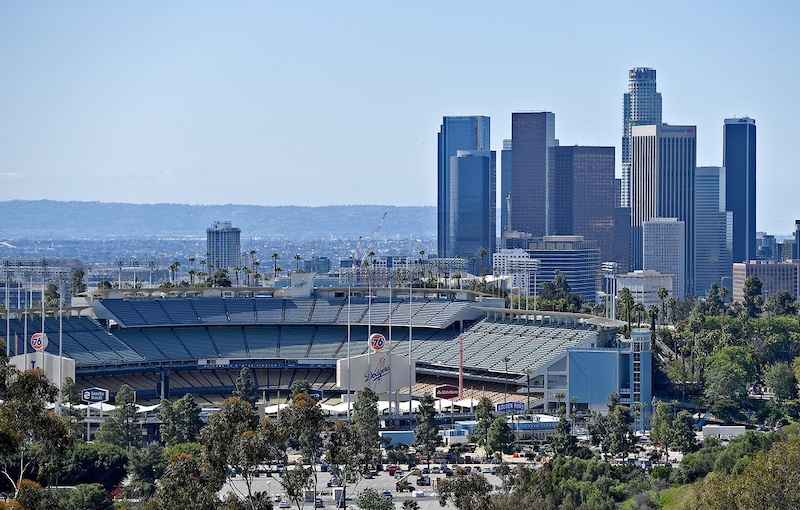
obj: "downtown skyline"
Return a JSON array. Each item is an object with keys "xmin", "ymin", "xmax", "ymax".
[{"xmin": 1, "ymin": 2, "xmax": 798, "ymax": 234}]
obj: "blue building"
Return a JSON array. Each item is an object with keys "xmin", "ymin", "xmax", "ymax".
[
  {"xmin": 724, "ymin": 117, "xmax": 756, "ymax": 264},
  {"xmin": 448, "ymin": 150, "xmax": 496, "ymax": 273},
  {"xmin": 437, "ymin": 116, "xmax": 491, "ymax": 259},
  {"xmin": 567, "ymin": 329, "xmax": 653, "ymax": 416}
]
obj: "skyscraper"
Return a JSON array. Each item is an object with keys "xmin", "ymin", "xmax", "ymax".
[
  {"xmin": 631, "ymin": 124, "xmax": 697, "ymax": 294},
  {"xmin": 695, "ymin": 166, "xmax": 733, "ymax": 295},
  {"xmin": 500, "ymin": 139, "xmax": 512, "ymax": 234},
  {"xmin": 447, "ymin": 150, "xmax": 496, "ymax": 273},
  {"xmin": 643, "ymin": 218, "xmax": 686, "ymax": 299},
  {"xmin": 547, "ymin": 145, "xmax": 616, "ymax": 263},
  {"xmin": 206, "ymin": 221, "xmax": 241, "ymax": 272},
  {"xmin": 510, "ymin": 112, "xmax": 556, "ymax": 237},
  {"xmin": 723, "ymin": 117, "xmax": 756, "ymax": 263},
  {"xmin": 621, "ymin": 68, "xmax": 662, "ymax": 209},
  {"xmin": 437, "ymin": 116, "xmax": 491, "ymax": 258}
]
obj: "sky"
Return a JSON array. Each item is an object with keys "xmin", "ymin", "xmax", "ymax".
[{"xmin": 1, "ymin": 1, "xmax": 799, "ymax": 234}]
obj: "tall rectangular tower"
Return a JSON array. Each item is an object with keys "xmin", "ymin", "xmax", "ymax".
[
  {"xmin": 510, "ymin": 112, "xmax": 555, "ymax": 237},
  {"xmin": 643, "ymin": 218, "xmax": 686, "ymax": 299},
  {"xmin": 500, "ymin": 139, "xmax": 512, "ymax": 234},
  {"xmin": 206, "ymin": 221, "xmax": 241, "ymax": 271},
  {"xmin": 723, "ymin": 117, "xmax": 756, "ymax": 263},
  {"xmin": 438, "ymin": 116, "xmax": 491, "ymax": 258},
  {"xmin": 621, "ymin": 68, "xmax": 662, "ymax": 209},
  {"xmin": 447, "ymin": 150, "xmax": 497, "ymax": 273},
  {"xmin": 631, "ymin": 124, "xmax": 697, "ymax": 295},
  {"xmin": 695, "ymin": 166, "xmax": 733, "ymax": 295},
  {"xmin": 547, "ymin": 145, "xmax": 616, "ymax": 263}
]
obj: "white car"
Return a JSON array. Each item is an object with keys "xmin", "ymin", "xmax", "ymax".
[
  {"xmin": 279, "ymin": 502, "xmax": 291, "ymax": 509},
  {"xmin": 414, "ymin": 490, "xmax": 425, "ymax": 498}
]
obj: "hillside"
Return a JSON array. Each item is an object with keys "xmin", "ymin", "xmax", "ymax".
[{"xmin": 0, "ymin": 200, "xmax": 436, "ymax": 240}]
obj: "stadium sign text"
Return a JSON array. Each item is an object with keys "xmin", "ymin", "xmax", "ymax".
[
  {"xmin": 496, "ymin": 402, "xmax": 526, "ymax": 413},
  {"xmin": 82, "ymin": 387, "xmax": 110, "ymax": 404},
  {"xmin": 435, "ymin": 385, "xmax": 460, "ymax": 399}
]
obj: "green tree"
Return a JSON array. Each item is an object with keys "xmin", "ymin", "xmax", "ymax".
[
  {"xmin": 60, "ymin": 441, "xmax": 129, "ymax": 490},
  {"xmin": 588, "ymin": 393, "xmax": 635, "ymax": 460},
  {"xmin": 209, "ymin": 268, "xmax": 232, "ymax": 287},
  {"xmin": 764, "ymin": 289, "xmax": 798, "ymax": 316},
  {"xmin": 43, "ymin": 282, "xmax": 60, "ymax": 307},
  {"xmin": 168, "ymin": 261, "xmax": 181, "ymax": 285},
  {"xmin": 412, "ymin": 393, "xmax": 441, "ymax": 469},
  {"xmin": 355, "ymin": 487, "xmax": 394, "ymax": 510},
  {"xmin": 657, "ymin": 286, "xmax": 669, "ymax": 326},
  {"xmin": 671, "ymin": 410, "xmax": 696, "ymax": 454},
  {"xmin": 548, "ymin": 417, "xmax": 577, "ymax": 457},
  {"xmin": 402, "ymin": 499, "xmax": 421, "ymax": 510},
  {"xmin": 289, "ymin": 379, "xmax": 312, "ymax": 399},
  {"xmin": 742, "ymin": 274, "xmax": 763, "ymax": 318},
  {"xmin": 0, "ymin": 369, "xmax": 72, "ymax": 497},
  {"xmin": 96, "ymin": 279, "xmax": 113, "ymax": 290},
  {"xmin": 233, "ymin": 367, "xmax": 258, "ymax": 407},
  {"xmin": 159, "ymin": 393, "xmax": 203, "ymax": 446},
  {"xmin": 95, "ymin": 384, "xmax": 139, "ymax": 448},
  {"xmin": 764, "ymin": 362, "xmax": 796, "ymax": 402},
  {"xmin": 486, "ymin": 417, "xmax": 515, "ymax": 457},
  {"xmin": 126, "ymin": 442, "xmax": 165, "ymax": 499},
  {"xmin": 437, "ymin": 471, "xmax": 494, "ymax": 510},
  {"xmin": 352, "ymin": 387, "xmax": 380, "ymax": 471},
  {"xmin": 649, "ymin": 400, "xmax": 674, "ymax": 457},
  {"xmin": 704, "ymin": 346, "xmax": 755, "ymax": 411},
  {"xmin": 70, "ymin": 269, "xmax": 87, "ymax": 296},
  {"xmin": 469, "ymin": 396, "xmax": 495, "ymax": 446},
  {"xmin": 271, "ymin": 253, "xmax": 280, "ymax": 278},
  {"xmin": 65, "ymin": 482, "xmax": 114, "ymax": 510},
  {"xmin": 279, "ymin": 392, "xmax": 325, "ymax": 504},
  {"xmin": 618, "ymin": 287, "xmax": 635, "ymax": 338},
  {"xmin": 202, "ymin": 397, "xmax": 285, "ymax": 507},
  {"xmin": 148, "ymin": 451, "xmax": 223, "ymax": 510}
]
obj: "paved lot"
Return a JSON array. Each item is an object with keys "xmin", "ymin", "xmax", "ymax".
[{"xmin": 222, "ymin": 466, "xmax": 507, "ymax": 509}]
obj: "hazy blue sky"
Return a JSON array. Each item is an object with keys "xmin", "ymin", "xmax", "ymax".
[{"xmin": 1, "ymin": 2, "xmax": 798, "ymax": 233}]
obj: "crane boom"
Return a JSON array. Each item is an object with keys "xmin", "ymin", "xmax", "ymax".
[{"xmin": 359, "ymin": 212, "xmax": 387, "ymax": 266}]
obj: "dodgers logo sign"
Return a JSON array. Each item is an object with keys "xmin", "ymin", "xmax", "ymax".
[{"xmin": 368, "ymin": 333, "xmax": 388, "ymax": 352}]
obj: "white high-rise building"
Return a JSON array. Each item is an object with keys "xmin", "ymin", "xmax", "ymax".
[
  {"xmin": 621, "ymin": 68, "xmax": 662, "ymax": 208},
  {"xmin": 206, "ymin": 221, "xmax": 241, "ymax": 272},
  {"xmin": 643, "ymin": 218, "xmax": 685, "ymax": 299},
  {"xmin": 631, "ymin": 124, "xmax": 697, "ymax": 295}
]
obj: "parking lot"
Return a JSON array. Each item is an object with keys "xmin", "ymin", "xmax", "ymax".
[{"xmin": 222, "ymin": 465, "xmax": 507, "ymax": 509}]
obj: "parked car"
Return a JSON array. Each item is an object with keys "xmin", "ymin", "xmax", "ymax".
[{"xmin": 381, "ymin": 490, "xmax": 393, "ymax": 500}]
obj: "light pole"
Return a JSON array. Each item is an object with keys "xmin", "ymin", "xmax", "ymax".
[
  {"xmin": 502, "ymin": 356, "xmax": 510, "ymax": 406},
  {"xmin": 524, "ymin": 368, "xmax": 532, "ymax": 414}
]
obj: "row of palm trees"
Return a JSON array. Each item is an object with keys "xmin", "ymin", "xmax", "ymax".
[{"xmin": 166, "ymin": 251, "xmax": 306, "ymax": 287}]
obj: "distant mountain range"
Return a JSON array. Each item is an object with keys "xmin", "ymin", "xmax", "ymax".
[{"xmin": 0, "ymin": 200, "xmax": 436, "ymax": 240}]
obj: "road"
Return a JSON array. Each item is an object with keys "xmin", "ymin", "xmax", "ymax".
[{"xmin": 222, "ymin": 466, "xmax": 507, "ymax": 509}]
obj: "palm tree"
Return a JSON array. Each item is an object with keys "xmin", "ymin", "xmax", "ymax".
[
  {"xmin": 294, "ymin": 254, "xmax": 302, "ymax": 272},
  {"xmin": 478, "ymin": 248, "xmax": 487, "ymax": 279},
  {"xmin": 633, "ymin": 302, "xmax": 646, "ymax": 327},
  {"xmin": 271, "ymin": 253, "xmax": 279, "ymax": 279},
  {"xmin": 648, "ymin": 305, "xmax": 659, "ymax": 331},
  {"xmin": 618, "ymin": 287, "xmax": 634, "ymax": 338},
  {"xmin": 554, "ymin": 392, "xmax": 566, "ymax": 417},
  {"xmin": 402, "ymin": 500, "xmax": 420, "ymax": 510},
  {"xmin": 233, "ymin": 267, "xmax": 241, "ymax": 286},
  {"xmin": 168, "ymin": 261, "xmax": 180, "ymax": 284},
  {"xmin": 657, "ymin": 286, "xmax": 669, "ymax": 327}
]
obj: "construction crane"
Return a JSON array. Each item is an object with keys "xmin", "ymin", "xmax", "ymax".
[{"xmin": 358, "ymin": 212, "xmax": 387, "ymax": 268}]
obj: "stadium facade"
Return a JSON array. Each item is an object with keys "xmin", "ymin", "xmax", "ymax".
[{"xmin": 2, "ymin": 279, "xmax": 652, "ymax": 417}]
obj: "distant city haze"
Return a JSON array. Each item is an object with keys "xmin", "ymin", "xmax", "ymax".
[{"xmin": 1, "ymin": 3, "xmax": 798, "ymax": 234}]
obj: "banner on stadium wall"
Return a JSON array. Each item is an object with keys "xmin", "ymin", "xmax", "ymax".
[{"xmin": 336, "ymin": 352, "xmax": 414, "ymax": 394}]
